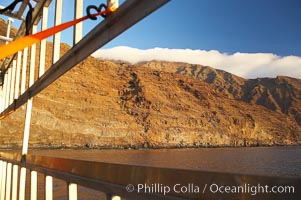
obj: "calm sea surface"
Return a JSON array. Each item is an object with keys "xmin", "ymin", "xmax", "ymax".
[{"xmin": 29, "ymin": 146, "xmax": 301, "ymax": 178}]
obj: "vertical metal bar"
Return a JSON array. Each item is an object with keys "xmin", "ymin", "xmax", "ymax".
[
  {"xmin": 29, "ymin": 25, "xmax": 38, "ymax": 87},
  {"xmin": 5, "ymin": 68, "xmax": 11, "ymax": 109},
  {"xmin": 52, "ymin": 0, "xmax": 63, "ymax": 63},
  {"xmin": 39, "ymin": 6, "xmax": 49, "ymax": 77},
  {"xmin": 21, "ymin": 25, "xmax": 37, "ymax": 156},
  {"xmin": 0, "ymin": 160, "xmax": 2, "ymax": 196},
  {"xmin": 106, "ymin": 194, "xmax": 121, "ymax": 200},
  {"xmin": 111, "ymin": 196, "xmax": 121, "ymax": 200},
  {"xmin": 0, "ymin": 161, "xmax": 6, "ymax": 200},
  {"xmin": 21, "ymin": 99, "xmax": 33, "ymax": 156},
  {"xmin": 2, "ymin": 75, "xmax": 7, "ymax": 112},
  {"xmin": 45, "ymin": 175, "xmax": 53, "ymax": 200},
  {"xmin": 0, "ymin": 89, "xmax": 2, "ymax": 113},
  {"xmin": 68, "ymin": 183, "xmax": 77, "ymax": 200},
  {"xmin": 15, "ymin": 51, "xmax": 22, "ymax": 99},
  {"xmin": 73, "ymin": 0, "xmax": 83, "ymax": 45},
  {"xmin": 9, "ymin": 61, "xmax": 16, "ymax": 105},
  {"xmin": 11, "ymin": 165, "xmax": 18, "ymax": 200},
  {"xmin": 18, "ymin": 167, "xmax": 26, "ymax": 200},
  {"xmin": 21, "ymin": 48, "xmax": 28, "ymax": 94},
  {"xmin": 6, "ymin": 18, "xmax": 14, "ymax": 45},
  {"xmin": 5, "ymin": 162, "xmax": 11, "ymax": 200},
  {"xmin": 0, "ymin": 86, "xmax": 2, "ymax": 113},
  {"xmin": 20, "ymin": 24, "xmax": 38, "ymax": 200},
  {"xmin": 30, "ymin": 171, "xmax": 37, "ymax": 200}
]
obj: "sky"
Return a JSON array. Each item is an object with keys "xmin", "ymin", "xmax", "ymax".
[{"xmin": 1, "ymin": 0, "xmax": 301, "ymax": 78}]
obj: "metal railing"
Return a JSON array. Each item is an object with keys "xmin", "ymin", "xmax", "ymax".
[
  {"xmin": 0, "ymin": 0, "xmax": 170, "ymax": 199},
  {"xmin": 0, "ymin": 151, "xmax": 300, "ymax": 199}
]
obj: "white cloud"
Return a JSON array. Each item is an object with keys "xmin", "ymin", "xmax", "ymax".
[{"xmin": 93, "ymin": 46, "xmax": 301, "ymax": 79}]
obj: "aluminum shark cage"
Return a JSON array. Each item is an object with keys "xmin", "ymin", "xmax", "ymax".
[{"xmin": 0, "ymin": 0, "xmax": 300, "ymax": 200}]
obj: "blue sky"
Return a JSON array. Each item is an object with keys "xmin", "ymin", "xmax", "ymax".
[
  {"xmin": 1, "ymin": 0, "xmax": 301, "ymax": 56},
  {"xmin": 1, "ymin": 0, "xmax": 301, "ymax": 78},
  {"xmin": 100, "ymin": 0, "xmax": 301, "ymax": 57}
]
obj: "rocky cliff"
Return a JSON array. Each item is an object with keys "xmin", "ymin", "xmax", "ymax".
[
  {"xmin": 0, "ymin": 19, "xmax": 300, "ymax": 149},
  {"xmin": 141, "ymin": 61, "xmax": 301, "ymax": 126}
]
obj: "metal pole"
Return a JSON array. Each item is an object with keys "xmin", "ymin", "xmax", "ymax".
[
  {"xmin": 5, "ymin": 163, "xmax": 12, "ymax": 200},
  {"xmin": 15, "ymin": 52, "xmax": 22, "ymax": 99},
  {"xmin": 45, "ymin": 175, "xmax": 53, "ymax": 200},
  {"xmin": 52, "ymin": 0, "xmax": 63, "ymax": 63},
  {"xmin": 20, "ymin": 24, "xmax": 38, "ymax": 200},
  {"xmin": 31, "ymin": 171, "xmax": 37, "ymax": 200},
  {"xmin": 2, "ymin": 75, "xmax": 7, "ymax": 112},
  {"xmin": 9, "ymin": 61, "xmax": 16, "ymax": 105},
  {"xmin": 0, "ymin": 160, "xmax": 2, "ymax": 197},
  {"xmin": 29, "ymin": 26, "xmax": 37, "ymax": 87},
  {"xmin": 73, "ymin": 0, "xmax": 83, "ymax": 45},
  {"xmin": 6, "ymin": 18, "xmax": 14, "ymax": 45},
  {"xmin": 39, "ymin": 6, "xmax": 49, "ymax": 77},
  {"xmin": 21, "ymin": 48, "xmax": 28, "ymax": 95},
  {"xmin": 68, "ymin": 183, "xmax": 77, "ymax": 200},
  {"xmin": 111, "ymin": 196, "xmax": 121, "ymax": 200},
  {"xmin": 21, "ymin": 24, "xmax": 37, "ymax": 156},
  {"xmin": 11, "ymin": 165, "xmax": 18, "ymax": 200},
  {"xmin": 0, "ymin": 87, "xmax": 2, "ymax": 113},
  {"xmin": 5, "ymin": 68, "xmax": 11, "ymax": 109},
  {"xmin": 0, "ymin": 161, "xmax": 6, "ymax": 200},
  {"xmin": 18, "ymin": 168, "xmax": 26, "ymax": 200}
]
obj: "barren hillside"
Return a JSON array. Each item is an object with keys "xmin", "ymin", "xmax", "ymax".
[{"xmin": 0, "ymin": 19, "xmax": 300, "ymax": 149}]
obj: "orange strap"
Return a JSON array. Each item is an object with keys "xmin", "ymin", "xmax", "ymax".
[
  {"xmin": 0, "ymin": 110, "xmax": 14, "ymax": 120},
  {"xmin": 0, "ymin": 9, "xmax": 112, "ymax": 61}
]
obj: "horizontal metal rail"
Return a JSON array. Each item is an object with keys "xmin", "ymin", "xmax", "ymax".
[
  {"xmin": 0, "ymin": 152, "xmax": 300, "ymax": 199},
  {"xmin": 0, "ymin": 36, "xmax": 12, "ymax": 42}
]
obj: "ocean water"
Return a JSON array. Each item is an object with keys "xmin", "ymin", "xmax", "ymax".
[{"xmin": 30, "ymin": 146, "xmax": 301, "ymax": 178}]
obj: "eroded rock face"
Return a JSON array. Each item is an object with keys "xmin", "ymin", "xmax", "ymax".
[
  {"xmin": 0, "ymin": 19, "xmax": 300, "ymax": 149},
  {"xmin": 0, "ymin": 54, "xmax": 300, "ymax": 149},
  {"xmin": 141, "ymin": 61, "xmax": 301, "ymax": 126}
]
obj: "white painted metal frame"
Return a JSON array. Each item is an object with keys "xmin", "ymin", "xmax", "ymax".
[
  {"xmin": 31, "ymin": 171, "xmax": 38, "ymax": 200},
  {"xmin": 5, "ymin": 163, "xmax": 12, "ymax": 200},
  {"xmin": 11, "ymin": 164, "xmax": 18, "ymax": 200},
  {"xmin": 0, "ymin": 161, "xmax": 6, "ymax": 200},
  {"xmin": 1, "ymin": 75, "xmax": 8, "ymax": 112},
  {"xmin": 39, "ymin": 6, "xmax": 49, "ymax": 77},
  {"xmin": 73, "ymin": 0, "xmax": 83, "ymax": 45},
  {"xmin": 0, "ymin": 161, "xmax": 2, "ymax": 199},
  {"xmin": 52, "ymin": 0, "xmax": 63, "ymax": 64},
  {"xmin": 5, "ymin": 68, "xmax": 11, "ymax": 109},
  {"xmin": 0, "ymin": 36, "xmax": 12, "ymax": 42},
  {"xmin": 5, "ymin": 18, "xmax": 14, "ymax": 45},
  {"xmin": 9, "ymin": 60, "xmax": 16, "ymax": 105},
  {"xmin": 15, "ymin": 51, "xmax": 22, "ymax": 99},
  {"xmin": 21, "ymin": 48, "xmax": 28, "ymax": 95}
]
